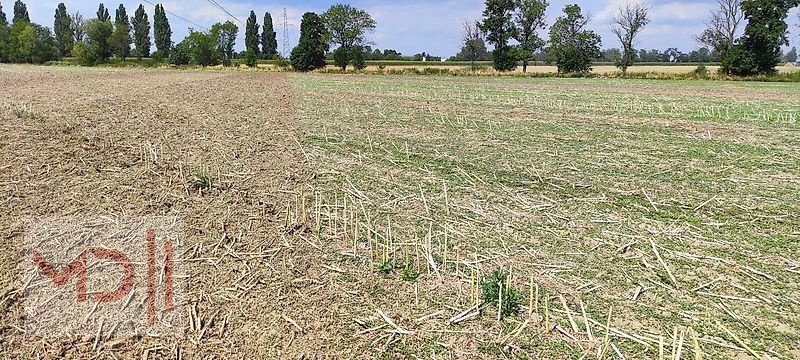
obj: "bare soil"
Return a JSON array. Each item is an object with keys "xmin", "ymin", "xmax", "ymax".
[{"xmin": 0, "ymin": 66, "xmax": 339, "ymax": 358}]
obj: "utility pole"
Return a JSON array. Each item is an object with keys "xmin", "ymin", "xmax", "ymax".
[{"xmin": 282, "ymin": 8, "xmax": 289, "ymax": 58}]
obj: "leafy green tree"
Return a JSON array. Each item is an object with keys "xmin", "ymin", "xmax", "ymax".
[
  {"xmin": 382, "ymin": 49, "xmax": 401, "ymax": 60},
  {"xmin": 97, "ymin": 3, "xmax": 110, "ymax": 22},
  {"xmin": 111, "ymin": 4, "xmax": 131, "ymax": 60},
  {"xmin": 211, "ymin": 21, "xmax": 237, "ymax": 66},
  {"xmin": 261, "ymin": 12, "xmax": 277, "ymax": 59},
  {"xmin": 0, "ymin": 2, "xmax": 9, "ymax": 61},
  {"xmin": 7, "ymin": 21, "xmax": 59, "ymax": 63},
  {"xmin": 291, "ymin": 12, "xmax": 327, "ymax": 71},
  {"xmin": 321, "ymin": 4, "xmax": 376, "ymax": 70},
  {"xmin": 13, "ymin": 0, "xmax": 27, "ymax": 23},
  {"xmin": 481, "ymin": 0, "xmax": 517, "ymax": 71},
  {"xmin": 132, "ymin": 5, "xmax": 150, "ymax": 59},
  {"xmin": 168, "ymin": 38, "xmax": 190, "ymax": 65},
  {"xmin": 245, "ymin": 10, "xmax": 259, "ymax": 55},
  {"xmin": 187, "ymin": 30, "xmax": 218, "ymax": 66},
  {"xmin": 85, "ymin": 18, "xmax": 112, "ymax": 62},
  {"xmin": 610, "ymin": 2, "xmax": 650, "ymax": 74},
  {"xmin": 54, "ymin": 3, "xmax": 73, "ymax": 57},
  {"xmin": 722, "ymin": 0, "xmax": 800, "ymax": 75},
  {"xmin": 601, "ymin": 48, "xmax": 622, "ymax": 62},
  {"xmin": 785, "ymin": 46, "xmax": 797, "ymax": 63},
  {"xmin": 547, "ymin": 4, "xmax": 602, "ymax": 73},
  {"xmin": 153, "ymin": 4, "xmax": 171, "ymax": 58},
  {"xmin": 513, "ymin": 0, "xmax": 548, "ymax": 73}
]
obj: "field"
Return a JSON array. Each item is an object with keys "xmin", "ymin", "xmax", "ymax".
[
  {"xmin": 264, "ymin": 63, "xmax": 797, "ymax": 75},
  {"xmin": 334, "ymin": 64, "xmax": 798, "ymax": 74},
  {"xmin": 1, "ymin": 65, "xmax": 799, "ymax": 359}
]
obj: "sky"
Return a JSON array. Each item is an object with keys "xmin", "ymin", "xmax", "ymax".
[{"xmin": 21, "ymin": 0, "xmax": 800, "ymax": 57}]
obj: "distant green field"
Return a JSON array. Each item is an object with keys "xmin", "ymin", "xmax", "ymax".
[{"xmin": 57, "ymin": 56, "xmax": 720, "ymax": 68}]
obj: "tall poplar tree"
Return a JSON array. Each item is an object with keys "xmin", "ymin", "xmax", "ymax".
[
  {"xmin": 54, "ymin": 3, "xmax": 74, "ymax": 57},
  {"xmin": 245, "ymin": 10, "xmax": 260, "ymax": 55},
  {"xmin": 111, "ymin": 4, "xmax": 132, "ymax": 60},
  {"xmin": 153, "ymin": 4, "xmax": 171, "ymax": 58},
  {"xmin": 97, "ymin": 3, "xmax": 110, "ymax": 22},
  {"xmin": 0, "ymin": 2, "xmax": 6, "ymax": 27},
  {"xmin": 0, "ymin": 3, "xmax": 8, "ymax": 62},
  {"xmin": 13, "ymin": 0, "xmax": 28, "ymax": 23},
  {"xmin": 261, "ymin": 12, "xmax": 277, "ymax": 59},
  {"xmin": 132, "ymin": 4, "xmax": 150, "ymax": 59}
]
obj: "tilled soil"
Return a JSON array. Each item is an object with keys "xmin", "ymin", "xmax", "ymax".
[{"xmin": 0, "ymin": 66, "xmax": 344, "ymax": 358}]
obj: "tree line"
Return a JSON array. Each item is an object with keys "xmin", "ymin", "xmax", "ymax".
[
  {"xmin": 476, "ymin": 0, "xmax": 799, "ymax": 75},
  {"xmin": 0, "ymin": 1, "xmax": 279, "ymax": 66},
  {"xmin": 0, "ymin": 0, "xmax": 797, "ymax": 75},
  {"xmin": 0, "ymin": 1, "xmax": 375, "ymax": 70}
]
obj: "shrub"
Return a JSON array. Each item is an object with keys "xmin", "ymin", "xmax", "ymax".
[
  {"xmin": 151, "ymin": 50, "xmax": 165, "ymax": 63},
  {"xmin": 72, "ymin": 42, "xmax": 93, "ymax": 65},
  {"xmin": 491, "ymin": 46, "xmax": 517, "ymax": 72},
  {"xmin": 333, "ymin": 47, "xmax": 350, "ymax": 70},
  {"xmin": 244, "ymin": 49, "xmax": 257, "ymax": 68},
  {"xmin": 352, "ymin": 49, "xmax": 366, "ymax": 70},
  {"xmin": 169, "ymin": 41, "xmax": 190, "ymax": 65},
  {"xmin": 274, "ymin": 55, "xmax": 291, "ymax": 70},
  {"xmin": 422, "ymin": 67, "xmax": 449, "ymax": 75},
  {"xmin": 693, "ymin": 65, "xmax": 709, "ymax": 79},
  {"xmin": 721, "ymin": 45, "xmax": 758, "ymax": 76}
]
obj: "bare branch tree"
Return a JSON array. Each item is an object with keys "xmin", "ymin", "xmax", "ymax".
[
  {"xmin": 70, "ymin": 12, "xmax": 86, "ymax": 43},
  {"xmin": 610, "ymin": 2, "xmax": 650, "ymax": 74},
  {"xmin": 695, "ymin": 0, "xmax": 743, "ymax": 58},
  {"xmin": 462, "ymin": 20, "xmax": 485, "ymax": 72}
]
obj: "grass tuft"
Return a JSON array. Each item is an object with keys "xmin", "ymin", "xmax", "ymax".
[
  {"xmin": 376, "ymin": 260, "xmax": 395, "ymax": 275},
  {"xmin": 193, "ymin": 171, "xmax": 213, "ymax": 191},
  {"xmin": 402, "ymin": 265, "xmax": 419, "ymax": 281},
  {"xmin": 482, "ymin": 270, "xmax": 521, "ymax": 318}
]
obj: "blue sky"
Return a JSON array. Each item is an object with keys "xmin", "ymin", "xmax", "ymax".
[{"xmin": 21, "ymin": 1, "xmax": 800, "ymax": 57}]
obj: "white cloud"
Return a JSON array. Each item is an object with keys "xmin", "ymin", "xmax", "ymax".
[
  {"xmin": 595, "ymin": 0, "xmax": 648, "ymax": 21},
  {"xmin": 650, "ymin": 2, "xmax": 714, "ymax": 21},
  {"xmin": 365, "ymin": 0, "xmax": 484, "ymax": 55},
  {"xmin": 596, "ymin": 1, "xmax": 713, "ymax": 22}
]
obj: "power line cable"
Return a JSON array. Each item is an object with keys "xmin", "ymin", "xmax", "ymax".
[
  {"xmin": 142, "ymin": 0, "xmax": 208, "ymax": 31},
  {"xmin": 206, "ymin": 0, "xmax": 244, "ymax": 26}
]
